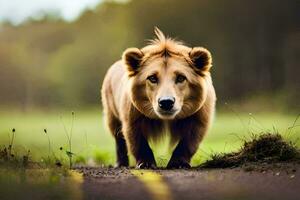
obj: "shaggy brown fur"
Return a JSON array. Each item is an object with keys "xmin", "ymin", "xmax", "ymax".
[{"xmin": 101, "ymin": 28, "xmax": 216, "ymax": 168}]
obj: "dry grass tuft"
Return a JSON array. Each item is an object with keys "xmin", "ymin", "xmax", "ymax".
[{"xmin": 201, "ymin": 133, "xmax": 300, "ymax": 168}]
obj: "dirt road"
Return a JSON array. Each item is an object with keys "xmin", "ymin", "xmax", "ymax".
[{"xmin": 77, "ymin": 164, "xmax": 300, "ymax": 200}]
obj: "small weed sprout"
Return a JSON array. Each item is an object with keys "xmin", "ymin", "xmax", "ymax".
[
  {"xmin": 43, "ymin": 129, "xmax": 51, "ymax": 159},
  {"xmin": 286, "ymin": 114, "xmax": 300, "ymax": 136},
  {"xmin": 8, "ymin": 128, "xmax": 16, "ymax": 160},
  {"xmin": 60, "ymin": 111, "xmax": 76, "ymax": 169},
  {"xmin": 42, "ymin": 128, "xmax": 61, "ymax": 166},
  {"xmin": 0, "ymin": 128, "xmax": 32, "ymax": 168}
]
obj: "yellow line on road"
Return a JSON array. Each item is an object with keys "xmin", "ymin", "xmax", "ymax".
[
  {"xmin": 69, "ymin": 170, "xmax": 84, "ymax": 200},
  {"xmin": 131, "ymin": 170, "xmax": 172, "ymax": 200}
]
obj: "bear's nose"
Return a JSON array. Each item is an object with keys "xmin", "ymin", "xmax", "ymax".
[{"xmin": 158, "ymin": 96, "xmax": 175, "ymax": 111}]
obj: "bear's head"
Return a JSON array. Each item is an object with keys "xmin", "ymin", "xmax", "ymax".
[{"xmin": 123, "ymin": 28, "xmax": 212, "ymax": 120}]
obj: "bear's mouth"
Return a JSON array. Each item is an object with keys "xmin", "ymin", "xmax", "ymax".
[
  {"xmin": 156, "ymin": 109, "xmax": 178, "ymax": 119},
  {"xmin": 159, "ymin": 110, "xmax": 175, "ymax": 115}
]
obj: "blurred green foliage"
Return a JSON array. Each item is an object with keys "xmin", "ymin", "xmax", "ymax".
[
  {"xmin": 0, "ymin": 168, "xmax": 83, "ymax": 199},
  {"xmin": 0, "ymin": 0, "xmax": 298, "ymax": 111}
]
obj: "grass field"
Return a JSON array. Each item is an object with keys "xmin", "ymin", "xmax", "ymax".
[{"xmin": 0, "ymin": 109, "xmax": 299, "ymax": 167}]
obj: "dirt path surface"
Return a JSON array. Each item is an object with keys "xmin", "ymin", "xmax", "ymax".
[{"xmin": 76, "ymin": 164, "xmax": 300, "ymax": 200}]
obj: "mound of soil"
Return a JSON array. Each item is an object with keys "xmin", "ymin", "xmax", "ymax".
[{"xmin": 201, "ymin": 133, "xmax": 300, "ymax": 168}]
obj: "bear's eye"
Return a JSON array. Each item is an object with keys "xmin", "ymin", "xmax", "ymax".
[
  {"xmin": 147, "ymin": 75, "xmax": 158, "ymax": 84},
  {"xmin": 175, "ymin": 74, "xmax": 186, "ymax": 84}
]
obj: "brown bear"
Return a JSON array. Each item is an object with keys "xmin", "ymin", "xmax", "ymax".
[{"xmin": 101, "ymin": 28, "xmax": 216, "ymax": 169}]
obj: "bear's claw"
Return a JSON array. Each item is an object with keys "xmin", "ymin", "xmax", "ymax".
[
  {"xmin": 136, "ymin": 161, "xmax": 157, "ymax": 169},
  {"xmin": 167, "ymin": 158, "xmax": 191, "ymax": 169}
]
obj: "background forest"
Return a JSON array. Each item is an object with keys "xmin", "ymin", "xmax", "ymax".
[{"xmin": 0, "ymin": 0, "xmax": 298, "ymax": 112}]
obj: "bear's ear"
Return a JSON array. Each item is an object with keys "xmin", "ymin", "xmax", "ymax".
[
  {"xmin": 122, "ymin": 48, "xmax": 144, "ymax": 75},
  {"xmin": 189, "ymin": 47, "xmax": 212, "ymax": 72}
]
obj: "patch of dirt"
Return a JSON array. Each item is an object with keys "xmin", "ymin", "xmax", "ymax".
[
  {"xmin": 75, "ymin": 164, "xmax": 300, "ymax": 200},
  {"xmin": 76, "ymin": 166, "xmax": 153, "ymax": 200},
  {"xmin": 161, "ymin": 166, "xmax": 300, "ymax": 200},
  {"xmin": 200, "ymin": 133, "xmax": 300, "ymax": 169}
]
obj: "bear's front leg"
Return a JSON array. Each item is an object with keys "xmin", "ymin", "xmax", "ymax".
[
  {"xmin": 167, "ymin": 115, "xmax": 209, "ymax": 169},
  {"xmin": 123, "ymin": 121, "xmax": 157, "ymax": 169},
  {"xmin": 167, "ymin": 138, "xmax": 196, "ymax": 169},
  {"xmin": 135, "ymin": 135, "xmax": 157, "ymax": 169}
]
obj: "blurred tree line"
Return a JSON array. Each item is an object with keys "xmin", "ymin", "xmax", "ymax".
[{"xmin": 0, "ymin": 0, "xmax": 299, "ymax": 111}]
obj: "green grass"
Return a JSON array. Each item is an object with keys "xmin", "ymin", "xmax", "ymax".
[{"xmin": 0, "ymin": 109, "xmax": 299, "ymax": 167}]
